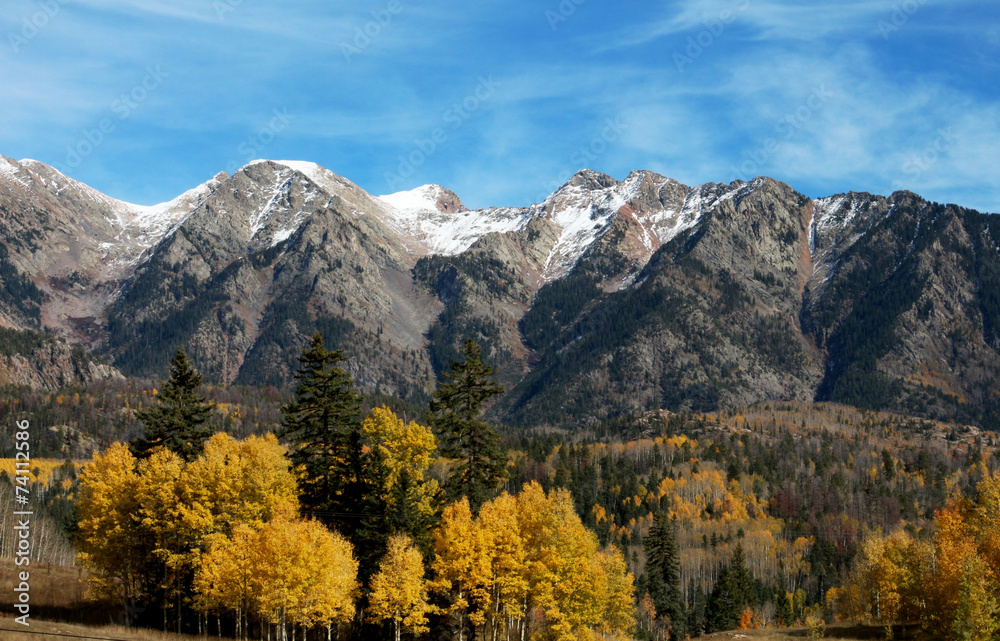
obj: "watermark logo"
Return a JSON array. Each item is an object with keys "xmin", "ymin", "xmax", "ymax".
[
  {"xmin": 225, "ymin": 108, "xmax": 296, "ymax": 175},
  {"xmin": 60, "ymin": 65, "xmax": 168, "ymax": 170},
  {"xmin": 214, "ymin": 0, "xmax": 245, "ymax": 22},
  {"xmin": 892, "ymin": 127, "xmax": 959, "ymax": 190},
  {"xmin": 545, "ymin": 0, "xmax": 587, "ymax": 31},
  {"xmin": 12, "ymin": 419, "xmax": 32, "ymax": 627},
  {"xmin": 341, "ymin": 0, "xmax": 405, "ymax": 62},
  {"xmin": 878, "ymin": 0, "xmax": 930, "ymax": 40},
  {"xmin": 384, "ymin": 75, "xmax": 499, "ymax": 191},
  {"xmin": 535, "ymin": 116, "xmax": 628, "ymax": 203},
  {"xmin": 731, "ymin": 85, "xmax": 833, "ymax": 182},
  {"xmin": 673, "ymin": 0, "xmax": 751, "ymax": 73},
  {"xmin": 8, "ymin": 0, "xmax": 70, "ymax": 54}
]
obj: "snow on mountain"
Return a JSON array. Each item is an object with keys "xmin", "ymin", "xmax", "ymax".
[
  {"xmin": 538, "ymin": 176, "xmax": 623, "ymax": 279},
  {"xmin": 0, "ymin": 157, "xmax": 756, "ymax": 293},
  {"xmin": 0, "ymin": 156, "xmax": 31, "ymax": 188},
  {"xmin": 377, "ymin": 185, "xmax": 531, "ymax": 255},
  {"xmin": 535, "ymin": 170, "xmax": 702, "ymax": 281},
  {"xmin": 810, "ymin": 192, "xmax": 874, "ymax": 258},
  {"xmin": 271, "ymin": 160, "xmax": 369, "ymax": 205},
  {"xmin": 378, "ymin": 184, "xmax": 450, "ymax": 214}
]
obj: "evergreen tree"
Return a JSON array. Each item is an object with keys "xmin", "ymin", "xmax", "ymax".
[
  {"xmin": 644, "ymin": 512, "xmax": 686, "ymax": 640},
  {"xmin": 279, "ymin": 333, "xmax": 379, "ymax": 533},
  {"xmin": 730, "ymin": 543, "xmax": 756, "ymax": 606},
  {"xmin": 428, "ymin": 338, "xmax": 507, "ymax": 512},
  {"xmin": 775, "ymin": 591, "xmax": 795, "ymax": 627},
  {"xmin": 707, "ymin": 564, "xmax": 738, "ymax": 632},
  {"xmin": 706, "ymin": 543, "xmax": 756, "ymax": 632},
  {"xmin": 132, "ymin": 348, "xmax": 214, "ymax": 461},
  {"xmin": 687, "ymin": 583, "xmax": 707, "ymax": 638},
  {"xmin": 280, "ymin": 333, "xmax": 392, "ymax": 584}
]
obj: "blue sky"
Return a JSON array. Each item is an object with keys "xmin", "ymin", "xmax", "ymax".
[{"xmin": 1, "ymin": 0, "xmax": 998, "ymax": 212}]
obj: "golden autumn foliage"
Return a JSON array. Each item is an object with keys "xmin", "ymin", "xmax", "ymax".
[
  {"xmin": 194, "ymin": 516, "xmax": 358, "ymax": 637},
  {"xmin": 368, "ymin": 534, "xmax": 431, "ymax": 641},
  {"xmin": 430, "ymin": 497, "xmax": 489, "ymax": 636},
  {"xmin": 361, "ymin": 406, "xmax": 440, "ymax": 521},
  {"xmin": 836, "ymin": 469, "xmax": 1000, "ymax": 640},
  {"xmin": 0, "ymin": 458, "xmax": 81, "ymax": 486},
  {"xmin": 238, "ymin": 516, "xmax": 357, "ymax": 631},
  {"xmin": 74, "ymin": 443, "xmax": 147, "ymax": 614},
  {"xmin": 75, "ymin": 434, "xmax": 309, "ymax": 629},
  {"xmin": 432, "ymin": 483, "xmax": 635, "ymax": 641}
]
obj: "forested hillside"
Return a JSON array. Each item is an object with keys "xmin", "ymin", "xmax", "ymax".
[{"xmin": 3, "ymin": 345, "xmax": 999, "ymax": 640}]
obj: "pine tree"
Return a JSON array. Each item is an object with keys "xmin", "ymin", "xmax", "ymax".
[
  {"xmin": 707, "ymin": 564, "xmax": 738, "ymax": 632},
  {"xmin": 279, "ymin": 332, "xmax": 387, "ymax": 580},
  {"xmin": 730, "ymin": 543, "xmax": 756, "ymax": 606},
  {"xmin": 133, "ymin": 348, "xmax": 214, "ymax": 461},
  {"xmin": 707, "ymin": 544, "xmax": 756, "ymax": 632},
  {"xmin": 644, "ymin": 512, "xmax": 686, "ymax": 641},
  {"xmin": 280, "ymin": 332, "xmax": 363, "ymax": 514},
  {"xmin": 775, "ymin": 592, "xmax": 795, "ymax": 627},
  {"xmin": 428, "ymin": 338, "xmax": 506, "ymax": 512}
]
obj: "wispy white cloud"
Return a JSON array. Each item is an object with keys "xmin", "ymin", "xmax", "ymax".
[{"xmin": 0, "ymin": 0, "xmax": 995, "ymax": 211}]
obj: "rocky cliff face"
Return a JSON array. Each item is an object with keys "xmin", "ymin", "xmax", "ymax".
[
  {"xmin": 1, "ymin": 155, "xmax": 997, "ymax": 427},
  {"xmin": 0, "ymin": 329, "xmax": 122, "ymax": 390}
]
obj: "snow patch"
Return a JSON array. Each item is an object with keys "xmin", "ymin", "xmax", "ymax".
[
  {"xmin": 378, "ymin": 185, "xmax": 446, "ymax": 215},
  {"xmin": 377, "ymin": 186, "xmax": 530, "ymax": 256},
  {"xmin": 0, "ymin": 158, "xmax": 29, "ymax": 188}
]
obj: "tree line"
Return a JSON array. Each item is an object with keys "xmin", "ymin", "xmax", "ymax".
[{"xmin": 74, "ymin": 336, "xmax": 635, "ymax": 641}]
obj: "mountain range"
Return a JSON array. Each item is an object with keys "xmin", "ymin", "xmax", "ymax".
[{"xmin": 1, "ymin": 155, "xmax": 998, "ymax": 429}]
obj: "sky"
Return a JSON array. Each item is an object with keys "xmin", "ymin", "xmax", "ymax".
[{"xmin": 1, "ymin": 0, "xmax": 998, "ymax": 212}]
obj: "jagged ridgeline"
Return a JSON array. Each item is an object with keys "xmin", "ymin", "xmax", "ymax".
[{"xmin": 1, "ymin": 154, "xmax": 999, "ymax": 429}]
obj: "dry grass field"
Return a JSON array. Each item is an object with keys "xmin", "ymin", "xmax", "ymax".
[
  {"xmin": 0, "ymin": 617, "xmax": 220, "ymax": 641},
  {"xmin": 0, "ymin": 616, "xmax": 920, "ymax": 641},
  {"xmin": 0, "ymin": 559, "xmax": 88, "ymax": 610},
  {"xmin": 693, "ymin": 623, "xmax": 922, "ymax": 640}
]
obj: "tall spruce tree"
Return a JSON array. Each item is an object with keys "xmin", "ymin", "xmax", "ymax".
[
  {"xmin": 644, "ymin": 512, "xmax": 686, "ymax": 641},
  {"xmin": 706, "ymin": 543, "xmax": 756, "ymax": 632},
  {"xmin": 428, "ymin": 338, "xmax": 506, "ymax": 512},
  {"xmin": 279, "ymin": 332, "xmax": 387, "ymax": 580},
  {"xmin": 132, "ymin": 348, "xmax": 214, "ymax": 461}
]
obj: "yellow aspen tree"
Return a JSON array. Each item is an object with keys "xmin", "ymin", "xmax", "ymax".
[
  {"xmin": 925, "ymin": 504, "xmax": 978, "ymax": 637},
  {"xmin": 253, "ymin": 515, "xmax": 312, "ymax": 640},
  {"xmin": 290, "ymin": 519, "xmax": 358, "ymax": 639},
  {"xmin": 430, "ymin": 498, "xmax": 490, "ymax": 641},
  {"xmin": 971, "ymin": 470, "xmax": 1000, "ymax": 584},
  {"xmin": 75, "ymin": 442, "xmax": 150, "ymax": 624},
  {"xmin": 183, "ymin": 432, "xmax": 299, "ymax": 534},
  {"xmin": 951, "ymin": 554, "xmax": 1000, "ymax": 641},
  {"xmin": 362, "ymin": 406, "xmax": 440, "ymax": 538},
  {"xmin": 476, "ymin": 492, "xmax": 528, "ymax": 641},
  {"xmin": 595, "ymin": 546, "xmax": 637, "ymax": 638},
  {"xmin": 515, "ymin": 482, "xmax": 611, "ymax": 641},
  {"xmin": 369, "ymin": 534, "xmax": 431, "ymax": 641},
  {"xmin": 193, "ymin": 526, "xmax": 259, "ymax": 640},
  {"xmin": 135, "ymin": 448, "xmax": 191, "ymax": 630}
]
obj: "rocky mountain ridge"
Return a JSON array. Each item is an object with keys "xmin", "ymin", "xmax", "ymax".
[{"xmin": 1, "ymin": 154, "xmax": 997, "ymax": 429}]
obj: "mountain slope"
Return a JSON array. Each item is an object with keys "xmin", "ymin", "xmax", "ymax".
[{"xmin": 0, "ymin": 155, "xmax": 997, "ymax": 428}]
